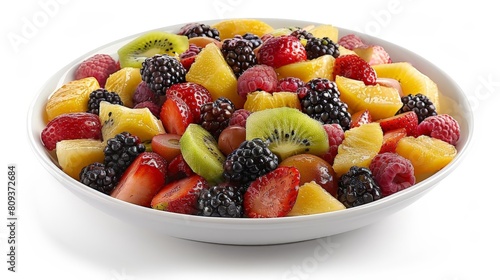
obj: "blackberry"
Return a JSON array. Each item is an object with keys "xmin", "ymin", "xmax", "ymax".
[
  {"xmin": 183, "ymin": 23, "xmax": 221, "ymax": 41},
  {"xmin": 299, "ymin": 78, "xmax": 351, "ymax": 130},
  {"xmin": 241, "ymin": 33, "xmax": 263, "ymax": 49},
  {"xmin": 79, "ymin": 162, "xmax": 119, "ymax": 195},
  {"xmin": 140, "ymin": 54, "xmax": 186, "ymax": 95},
  {"xmin": 305, "ymin": 37, "xmax": 340, "ymax": 60},
  {"xmin": 104, "ymin": 132, "xmax": 146, "ymax": 175},
  {"xmin": 338, "ymin": 166, "xmax": 382, "ymax": 208},
  {"xmin": 290, "ymin": 29, "xmax": 315, "ymax": 41},
  {"xmin": 197, "ymin": 185, "xmax": 244, "ymax": 218},
  {"xmin": 221, "ymin": 36, "xmax": 257, "ymax": 77},
  {"xmin": 87, "ymin": 89, "xmax": 123, "ymax": 115},
  {"xmin": 200, "ymin": 97, "xmax": 235, "ymax": 139},
  {"xmin": 223, "ymin": 138, "xmax": 279, "ymax": 184},
  {"xmin": 397, "ymin": 93, "xmax": 437, "ymax": 123}
]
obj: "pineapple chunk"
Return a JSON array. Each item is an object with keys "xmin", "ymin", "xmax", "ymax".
[
  {"xmin": 56, "ymin": 139, "xmax": 105, "ymax": 180},
  {"xmin": 105, "ymin": 67, "xmax": 142, "ymax": 107},
  {"xmin": 287, "ymin": 182, "xmax": 345, "ymax": 216},
  {"xmin": 211, "ymin": 19, "xmax": 274, "ymax": 40},
  {"xmin": 244, "ymin": 91, "xmax": 301, "ymax": 112},
  {"xmin": 275, "ymin": 55, "xmax": 334, "ymax": 82}
]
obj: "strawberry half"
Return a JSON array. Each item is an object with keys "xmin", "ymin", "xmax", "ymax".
[
  {"xmin": 151, "ymin": 174, "xmax": 209, "ymax": 214},
  {"xmin": 244, "ymin": 166, "xmax": 300, "ymax": 218},
  {"xmin": 41, "ymin": 112, "xmax": 102, "ymax": 150},
  {"xmin": 257, "ymin": 35, "xmax": 307, "ymax": 68},
  {"xmin": 165, "ymin": 82, "xmax": 212, "ymax": 123},
  {"xmin": 110, "ymin": 152, "xmax": 168, "ymax": 207},
  {"xmin": 379, "ymin": 128, "xmax": 407, "ymax": 153},
  {"xmin": 74, "ymin": 54, "xmax": 120, "ymax": 87},
  {"xmin": 332, "ymin": 54, "xmax": 377, "ymax": 86},
  {"xmin": 167, "ymin": 154, "xmax": 194, "ymax": 182},
  {"xmin": 378, "ymin": 111, "xmax": 418, "ymax": 136},
  {"xmin": 160, "ymin": 95, "xmax": 194, "ymax": 135}
]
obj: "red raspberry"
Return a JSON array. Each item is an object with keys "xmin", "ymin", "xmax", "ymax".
[
  {"xmin": 74, "ymin": 54, "xmax": 120, "ymax": 87},
  {"xmin": 134, "ymin": 101, "xmax": 161, "ymax": 118},
  {"xmin": 417, "ymin": 114, "xmax": 460, "ymax": 145},
  {"xmin": 133, "ymin": 81, "xmax": 159, "ymax": 106},
  {"xmin": 257, "ymin": 35, "xmax": 307, "ymax": 68},
  {"xmin": 237, "ymin": 65, "xmax": 278, "ymax": 99},
  {"xmin": 321, "ymin": 123, "xmax": 345, "ymax": 165},
  {"xmin": 332, "ymin": 54, "xmax": 377, "ymax": 86},
  {"xmin": 277, "ymin": 77, "xmax": 305, "ymax": 92},
  {"xmin": 369, "ymin": 152, "xmax": 416, "ymax": 197},
  {"xmin": 229, "ymin": 109, "xmax": 251, "ymax": 127},
  {"xmin": 338, "ymin": 34, "xmax": 365, "ymax": 50}
]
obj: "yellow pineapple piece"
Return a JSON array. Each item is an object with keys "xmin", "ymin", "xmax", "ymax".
[
  {"xmin": 339, "ymin": 45, "xmax": 357, "ymax": 56},
  {"xmin": 333, "ymin": 122, "xmax": 383, "ymax": 177},
  {"xmin": 212, "ymin": 19, "xmax": 274, "ymax": 40},
  {"xmin": 309, "ymin": 24, "xmax": 339, "ymax": 42},
  {"xmin": 186, "ymin": 43, "xmax": 244, "ymax": 108},
  {"xmin": 99, "ymin": 101, "xmax": 165, "ymax": 142},
  {"xmin": 372, "ymin": 62, "xmax": 440, "ymax": 112},
  {"xmin": 287, "ymin": 181, "xmax": 345, "ymax": 216},
  {"xmin": 56, "ymin": 139, "xmax": 105, "ymax": 180},
  {"xmin": 275, "ymin": 55, "xmax": 334, "ymax": 83},
  {"xmin": 244, "ymin": 91, "xmax": 301, "ymax": 112},
  {"xmin": 105, "ymin": 67, "xmax": 142, "ymax": 107},
  {"xmin": 45, "ymin": 77, "xmax": 100, "ymax": 122},
  {"xmin": 336, "ymin": 76, "xmax": 403, "ymax": 120}
]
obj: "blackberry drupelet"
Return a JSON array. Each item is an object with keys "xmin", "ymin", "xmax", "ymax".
[
  {"xmin": 338, "ymin": 166, "xmax": 382, "ymax": 208},
  {"xmin": 140, "ymin": 54, "xmax": 186, "ymax": 95},
  {"xmin": 80, "ymin": 162, "xmax": 119, "ymax": 195},
  {"xmin": 299, "ymin": 78, "xmax": 351, "ymax": 130},
  {"xmin": 87, "ymin": 89, "xmax": 123, "ymax": 115},
  {"xmin": 397, "ymin": 93, "xmax": 437, "ymax": 123},
  {"xmin": 200, "ymin": 97, "xmax": 235, "ymax": 139},
  {"xmin": 104, "ymin": 132, "xmax": 146, "ymax": 176},
  {"xmin": 223, "ymin": 138, "xmax": 279, "ymax": 184},
  {"xmin": 183, "ymin": 23, "xmax": 221, "ymax": 41},
  {"xmin": 221, "ymin": 36, "xmax": 257, "ymax": 77},
  {"xmin": 197, "ymin": 185, "xmax": 244, "ymax": 218},
  {"xmin": 305, "ymin": 37, "xmax": 340, "ymax": 60},
  {"xmin": 290, "ymin": 29, "xmax": 315, "ymax": 41},
  {"xmin": 241, "ymin": 33, "xmax": 263, "ymax": 49}
]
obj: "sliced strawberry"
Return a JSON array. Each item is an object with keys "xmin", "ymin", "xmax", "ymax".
[
  {"xmin": 151, "ymin": 133, "xmax": 182, "ymax": 163},
  {"xmin": 244, "ymin": 166, "xmax": 300, "ymax": 218},
  {"xmin": 350, "ymin": 109, "xmax": 372, "ymax": 128},
  {"xmin": 41, "ymin": 112, "xmax": 101, "ymax": 150},
  {"xmin": 257, "ymin": 35, "xmax": 307, "ymax": 68},
  {"xmin": 160, "ymin": 95, "xmax": 194, "ymax": 135},
  {"xmin": 151, "ymin": 174, "xmax": 209, "ymax": 214},
  {"xmin": 167, "ymin": 154, "xmax": 194, "ymax": 182},
  {"xmin": 378, "ymin": 111, "xmax": 418, "ymax": 137},
  {"xmin": 380, "ymin": 128, "xmax": 407, "ymax": 153},
  {"xmin": 110, "ymin": 152, "xmax": 168, "ymax": 207},
  {"xmin": 332, "ymin": 54, "xmax": 377, "ymax": 86},
  {"xmin": 165, "ymin": 82, "xmax": 212, "ymax": 123},
  {"xmin": 180, "ymin": 55, "xmax": 197, "ymax": 71}
]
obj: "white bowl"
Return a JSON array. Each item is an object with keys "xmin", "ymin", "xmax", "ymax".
[{"xmin": 27, "ymin": 19, "xmax": 473, "ymax": 245}]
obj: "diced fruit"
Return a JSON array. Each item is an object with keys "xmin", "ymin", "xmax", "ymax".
[
  {"xmin": 277, "ymin": 77, "xmax": 305, "ymax": 92},
  {"xmin": 74, "ymin": 54, "xmax": 120, "ymax": 87},
  {"xmin": 103, "ymin": 132, "xmax": 146, "ymax": 176},
  {"xmin": 244, "ymin": 166, "xmax": 300, "ymax": 218},
  {"xmin": 353, "ymin": 45, "xmax": 391, "ymax": 65},
  {"xmin": 99, "ymin": 101, "xmax": 165, "ymax": 142},
  {"xmin": 160, "ymin": 96, "xmax": 193, "ymax": 135},
  {"xmin": 350, "ymin": 109, "xmax": 372, "ymax": 128},
  {"xmin": 165, "ymin": 82, "xmax": 212, "ymax": 123},
  {"xmin": 237, "ymin": 65, "xmax": 278, "ymax": 99},
  {"xmin": 151, "ymin": 175, "xmax": 209, "ymax": 214},
  {"xmin": 56, "ymin": 139, "xmax": 105, "ymax": 180},
  {"xmin": 188, "ymin": 37, "xmax": 222, "ymax": 49},
  {"xmin": 308, "ymin": 24, "xmax": 339, "ymax": 42},
  {"xmin": 105, "ymin": 67, "xmax": 142, "ymax": 107},
  {"xmin": 332, "ymin": 54, "xmax": 377, "ymax": 86},
  {"xmin": 338, "ymin": 34, "xmax": 364, "ymax": 50},
  {"xmin": 274, "ymin": 54, "xmax": 334, "ymax": 82},
  {"xmin": 333, "ymin": 123, "xmax": 383, "ymax": 177},
  {"xmin": 244, "ymin": 91, "xmax": 301, "ymax": 112},
  {"xmin": 378, "ymin": 111, "xmax": 418, "ymax": 137},
  {"xmin": 258, "ymin": 35, "xmax": 307, "ymax": 68},
  {"xmin": 211, "ymin": 19, "xmax": 274, "ymax": 40},
  {"xmin": 321, "ymin": 123, "xmax": 345, "ymax": 165},
  {"xmin": 199, "ymin": 97, "xmax": 235, "ymax": 140},
  {"xmin": 369, "ymin": 152, "xmax": 415, "ymax": 196},
  {"xmin": 417, "ymin": 114, "xmax": 460, "ymax": 145},
  {"xmin": 151, "ymin": 133, "xmax": 182, "ymax": 162},
  {"xmin": 45, "ymin": 77, "xmax": 100, "ymax": 122},
  {"xmin": 287, "ymin": 182, "xmax": 345, "ymax": 216},
  {"xmin": 167, "ymin": 154, "xmax": 194, "ymax": 182},
  {"xmin": 380, "ymin": 128, "xmax": 407, "ymax": 153},
  {"xmin": 110, "ymin": 152, "xmax": 168, "ymax": 207},
  {"xmin": 376, "ymin": 78, "xmax": 403, "ymax": 96},
  {"xmin": 197, "ymin": 184, "xmax": 244, "ymax": 217},
  {"xmin": 336, "ymin": 75, "xmax": 403, "ymax": 120},
  {"xmin": 217, "ymin": 126, "xmax": 246, "ymax": 156}
]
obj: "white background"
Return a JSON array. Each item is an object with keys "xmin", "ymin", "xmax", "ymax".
[{"xmin": 1, "ymin": 0, "xmax": 499, "ymax": 279}]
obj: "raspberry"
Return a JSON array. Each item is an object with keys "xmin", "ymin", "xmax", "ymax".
[
  {"xmin": 417, "ymin": 114, "xmax": 460, "ymax": 145},
  {"xmin": 132, "ymin": 81, "xmax": 160, "ymax": 106},
  {"xmin": 369, "ymin": 153, "xmax": 416, "ymax": 197},
  {"xmin": 74, "ymin": 54, "xmax": 119, "ymax": 87},
  {"xmin": 364, "ymin": 45, "xmax": 392, "ymax": 65},
  {"xmin": 229, "ymin": 109, "xmax": 251, "ymax": 127},
  {"xmin": 134, "ymin": 101, "xmax": 161, "ymax": 118},
  {"xmin": 277, "ymin": 77, "xmax": 305, "ymax": 93},
  {"xmin": 237, "ymin": 65, "xmax": 278, "ymax": 99},
  {"xmin": 180, "ymin": 44, "xmax": 201, "ymax": 59},
  {"xmin": 338, "ymin": 34, "xmax": 365, "ymax": 50},
  {"xmin": 321, "ymin": 123, "xmax": 345, "ymax": 165}
]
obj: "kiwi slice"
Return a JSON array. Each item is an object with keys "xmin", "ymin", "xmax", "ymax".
[
  {"xmin": 117, "ymin": 31, "xmax": 189, "ymax": 68},
  {"xmin": 180, "ymin": 124, "xmax": 226, "ymax": 184},
  {"xmin": 246, "ymin": 107, "xmax": 329, "ymax": 160}
]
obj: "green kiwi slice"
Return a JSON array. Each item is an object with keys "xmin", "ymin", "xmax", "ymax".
[
  {"xmin": 246, "ymin": 107, "xmax": 329, "ymax": 161},
  {"xmin": 117, "ymin": 31, "xmax": 189, "ymax": 68},
  {"xmin": 180, "ymin": 124, "xmax": 226, "ymax": 184}
]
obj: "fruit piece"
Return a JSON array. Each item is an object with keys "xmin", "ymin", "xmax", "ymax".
[
  {"xmin": 151, "ymin": 175, "xmax": 209, "ymax": 214},
  {"xmin": 117, "ymin": 31, "xmax": 189, "ymax": 68},
  {"xmin": 167, "ymin": 154, "xmax": 194, "ymax": 182},
  {"xmin": 160, "ymin": 96, "xmax": 193, "ymax": 135},
  {"xmin": 379, "ymin": 128, "xmax": 407, "ymax": 154},
  {"xmin": 221, "ymin": 36, "xmax": 258, "ymax": 78},
  {"xmin": 277, "ymin": 77, "xmax": 305, "ymax": 93},
  {"xmin": 279, "ymin": 154, "xmax": 338, "ymax": 197},
  {"xmin": 338, "ymin": 34, "xmax": 364, "ymax": 50},
  {"xmin": 55, "ymin": 139, "xmax": 105, "ymax": 180},
  {"xmin": 332, "ymin": 54, "xmax": 377, "ymax": 86},
  {"xmin": 417, "ymin": 114, "xmax": 460, "ymax": 146},
  {"xmin": 104, "ymin": 132, "xmax": 146, "ymax": 176},
  {"xmin": 187, "ymin": 37, "xmax": 222, "ymax": 49},
  {"xmin": 338, "ymin": 166, "xmax": 382, "ymax": 208},
  {"xmin": 45, "ymin": 77, "xmax": 100, "ymax": 121},
  {"xmin": 287, "ymin": 182, "xmax": 345, "ymax": 216},
  {"xmin": 211, "ymin": 19, "xmax": 274, "ymax": 40},
  {"xmin": 258, "ymin": 35, "xmax": 307, "ymax": 68},
  {"xmin": 99, "ymin": 101, "xmax": 165, "ymax": 142},
  {"xmin": 104, "ymin": 67, "xmax": 142, "ymax": 107},
  {"xmin": 336, "ymin": 75, "xmax": 403, "ymax": 120},
  {"xmin": 200, "ymin": 97, "xmax": 236, "ymax": 140},
  {"xmin": 140, "ymin": 54, "xmax": 187, "ymax": 96},
  {"xmin": 74, "ymin": 54, "xmax": 120, "ymax": 87},
  {"xmin": 237, "ymin": 65, "xmax": 278, "ymax": 99},
  {"xmin": 217, "ymin": 126, "xmax": 246, "ymax": 156},
  {"xmin": 228, "ymin": 109, "xmax": 251, "ymax": 127},
  {"xmin": 333, "ymin": 123, "xmax": 383, "ymax": 177},
  {"xmin": 133, "ymin": 101, "xmax": 161, "ymax": 119},
  {"xmin": 376, "ymin": 78, "xmax": 403, "ymax": 96},
  {"xmin": 372, "ymin": 62, "xmax": 440, "ymax": 112},
  {"xmin": 353, "ymin": 45, "xmax": 391, "ymax": 65},
  {"xmin": 179, "ymin": 124, "xmax": 226, "ymax": 184},
  {"xmin": 244, "ymin": 166, "xmax": 300, "ymax": 218},
  {"xmin": 186, "ymin": 43, "xmax": 244, "ymax": 108},
  {"xmin": 309, "ymin": 24, "xmax": 339, "ymax": 42},
  {"xmin": 243, "ymin": 91, "xmax": 301, "ymax": 112},
  {"xmin": 197, "ymin": 184, "xmax": 244, "ymax": 217},
  {"xmin": 87, "ymin": 89, "xmax": 123, "ymax": 115},
  {"xmin": 132, "ymin": 81, "xmax": 159, "ymax": 106},
  {"xmin": 246, "ymin": 107, "xmax": 329, "ymax": 160},
  {"xmin": 397, "ymin": 93, "xmax": 438, "ymax": 123},
  {"xmin": 182, "ymin": 23, "xmax": 221, "ymax": 40},
  {"xmin": 378, "ymin": 111, "xmax": 418, "ymax": 137},
  {"xmin": 321, "ymin": 123, "xmax": 344, "ymax": 165},
  {"xmin": 41, "ymin": 112, "xmax": 102, "ymax": 151},
  {"xmin": 151, "ymin": 133, "xmax": 182, "ymax": 162},
  {"xmin": 350, "ymin": 109, "xmax": 372, "ymax": 128},
  {"xmin": 395, "ymin": 135, "xmax": 457, "ymax": 178},
  {"xmin": 165, "ymin": 82, "xmax": 212, "ymax": 123},
  {"xmin": 369, "ymin": 152, "xmax": 415, "ymax": 196},
  {"xmin": 79, "ymin": 162, "xmax": 119, "ymax": 195},
  {"xmin": 274, "ymin": 54, "xmax": 334, "ymax": 82},
  {"xmin": 305, "ymin": 37, "xmax": 340, "ymax": 60},
  {"xmin": 110, "ymin": 152, "xmax": 168, "ymax": 207}
]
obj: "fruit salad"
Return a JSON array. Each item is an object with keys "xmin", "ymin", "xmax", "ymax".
[{"xmin": 40, "ymin": 19, "xmax": 460, "ymax": 218}]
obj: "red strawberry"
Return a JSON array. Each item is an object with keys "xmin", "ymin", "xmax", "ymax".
[
  {"xmin": 165, "ymin": 82, "xmax": 212, "ymax": 123},
  {"xmin": 180, "ymin": 55, "xmax": 197, "ymax": 71},
  {"xmin": 321, "ymin": 123, "xmax": 345, "ymax": 165},
  {"xmin": 350, "ymin": 109, "xmax": 372, "ymax": 128},
  {"xmin": 379, "ymin": 128, "xmax": 407, "ymax": 153},
  {"xmin": 74, "ymin": 54, "xmax": 120, "ymax": 87},
  {"xmin": 160, "ymin": 96, "xmax": 194, "ymax": 135},
  {"xmin": 151, "ymin": 174, "xmax": 209, "ymax": 214},
  {"xmin": 378, "ymin": 111, "xmax": 418, "ymax": 136},
  {"xmin": 110, "ymin": 152, "xmax": 168, "ymax": 207},
  {"xmin": 257, "ymin": 35, "xmax": 307, "ymax": 68},
  {"xmin": 167, "ymin": 154, "xmax": 194, "ymax": 182},
  {"xmin": 332, "ymin": 54, "xmax": 377, "ymax": 86},
  {"xmin": 244, "ymin": 166, "xmax": 300, "ymax": 218},
  {"xmin": 338, "ymin": 34, "xmax": 365, "ymax": 50},
  {"xmin": 41, "ymin": 112, "xmax": 101, "ymax": 150},
  {"xmin": 237, "ymin": 65, "xmax": 278, "ymax": 99}
]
